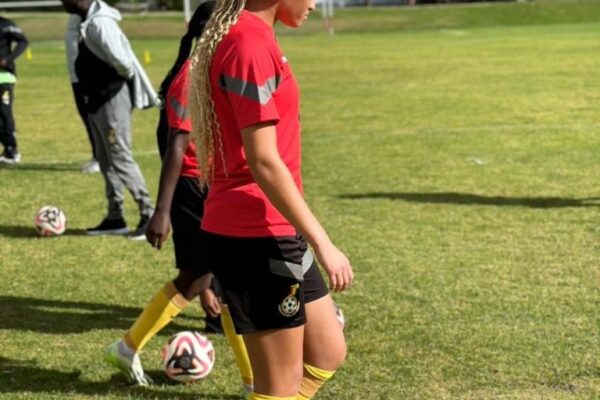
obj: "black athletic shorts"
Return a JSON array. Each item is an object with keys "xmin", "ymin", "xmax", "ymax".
[
  {"xmin": 170, "ymin": 177, "xmax": 209, "ymax": 276},
  {"xmin": 201, "ymin": 232, "xmax": 329, "ymax": 334}
]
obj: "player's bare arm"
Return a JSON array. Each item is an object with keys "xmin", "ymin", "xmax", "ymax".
[
  {"xmin": 146, "ymin": 130, "xmax": 191, "ymax": 249},
  {"xmin": 241, "ymin": 122, "xmax": 353, "ymax": 292}
]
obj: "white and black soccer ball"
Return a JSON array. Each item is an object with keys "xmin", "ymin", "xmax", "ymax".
[
  {"xmin": 162, "ymin": 331, "xmax": 215, "ymax": 383},
  {"xmin": 34, "ymin": 205, "xmax": 66, "ymax": 237}
]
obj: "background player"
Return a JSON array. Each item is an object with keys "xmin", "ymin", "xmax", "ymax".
[
  {"xmin": 0, "ymin": 15, "xmax": 27, "ymax": 164},
  {"xmin": 105, "ymin": 3, "xmax": 253, "ymax": 394}
]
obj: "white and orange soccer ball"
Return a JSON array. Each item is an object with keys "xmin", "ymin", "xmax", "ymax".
[
  {"xmin": 162, "ymin": 331, "xmax": 215, "ymax": 383},
  {"xmin": 34, "ymin": 205, "xmax": 66, "ymax": 237}
]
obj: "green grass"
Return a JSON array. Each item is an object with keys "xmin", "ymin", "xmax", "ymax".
[
  {"xmin": 1, "ymin": 3, "xmax": 600, "ymax": 400},
  {"xmin": 7, "ymin": 0, "xmax": 600, "ymax": 40}
]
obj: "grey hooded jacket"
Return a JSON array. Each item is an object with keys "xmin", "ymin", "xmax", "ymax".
[
  {"xmin": 78, "ymin": 0, "xmax": 159, "ymax": 109},
  {"xmin": 65, "ymin": 14, "xmax": 80, "ymax": 83}
]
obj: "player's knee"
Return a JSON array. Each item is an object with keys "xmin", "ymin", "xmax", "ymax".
[
  {"xmin": 256, "ymin": 361, "xmax": 303, "ymax": 396},
  {"xmin": 282, "ymin": 363, "xmax": 304, "ymax": 393},
  {"xmin": 284, "ymin": 361, "xmax": 305, "ymax": 391},
  {"xmin": 318, "ymin": 333, "xmax": 347, "ymax": 371},
  {"xmin": 172, "ymin": 273, "xmax": 200, "ymax": 300},
  {"xmin": 329, "ymin": 339, "xmax": 347, "ymax": 370},
  {"xmin": 283, "ymin": 361, "xmax": 305, "ymax": 390},
  {"xmin": 290, "ymin": 361, "xmax": 305, "ymax": 392}
]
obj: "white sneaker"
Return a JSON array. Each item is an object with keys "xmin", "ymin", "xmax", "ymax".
[
  {"xmin": 0, "ymin": 152, "xmax": 20, "ymax": 164},
  {"xmin": 105, "ymin": 341, "xmax": 152, "ymax": 386},
  {"xmin": 81, "ymin": 159, "xmax": 100, "ymax": 173}
]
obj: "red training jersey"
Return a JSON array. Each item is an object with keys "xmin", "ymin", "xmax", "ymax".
[
  {"xmin": 166, "ymin": 59, "xmax": 198, "ymax": 178},
  {"xmin": 201, "ymin": 10, "xmax": 302, "ymax": 237}
]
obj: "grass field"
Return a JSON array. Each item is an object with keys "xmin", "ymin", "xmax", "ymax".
[{"xmin": 1, "ymin": 2, "xmax": 599, "ymax": 400}]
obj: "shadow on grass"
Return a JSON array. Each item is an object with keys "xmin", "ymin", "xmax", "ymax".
[
  {"xmin": 0, "ymin": 357, "xmax": 240, "ymax": 399},
  {"xmin": 0, "ymin": 296, "xmax": 200, "ymax": 335},
  {"xmin": 0, "ymin": 162, "xmax": 80, "ymax": 171},
  {"xmin": 339, "ymin": 192, "xmax": 600, "ymax": 209},
  {"xmin": 0, "ymin": 224, "xmax": 87, "ymax": 238}
]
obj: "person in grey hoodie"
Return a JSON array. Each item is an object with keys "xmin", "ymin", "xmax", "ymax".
[{"xmin": 61, "ymin": 0, "xmax": 158, "ymax": 240}]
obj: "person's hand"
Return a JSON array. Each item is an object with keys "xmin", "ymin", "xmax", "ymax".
[
  {"xmin": 314, "ymin": 242, "xmax": 353, "ymax": 292},
  {"xmin": 200, "ymin": 288, "xmax": 221, "ymax": 318},
  {"xmin": 0, "ymin": 59, "xmax": 7, "ymax": 67},
  {"xmin": 145, "ymin": 209, "xmax": 170, "ymax": 249}
]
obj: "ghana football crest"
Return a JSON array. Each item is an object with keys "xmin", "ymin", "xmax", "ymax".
[{"xmin": 278, "ymin": 283, "xmax": 300, "ymax": 317}]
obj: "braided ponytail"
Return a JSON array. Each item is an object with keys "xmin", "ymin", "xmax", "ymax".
[{"xmin": 190, "ymin": 0, "xmax": 246, "ymax": 188}]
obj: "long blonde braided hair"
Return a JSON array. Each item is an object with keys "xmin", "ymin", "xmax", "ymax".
[{"xmin": 189, "ymin": 0, "xmax": 246, "ymax": 188}]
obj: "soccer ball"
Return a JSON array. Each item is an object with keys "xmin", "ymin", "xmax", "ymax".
[
  {"xmin": 34, "ymin": 206, "xmax": 66, "ymax": 236},
  {"xmin": 162, "ymin": 331, "xmax": 215, "ymax": 383}
]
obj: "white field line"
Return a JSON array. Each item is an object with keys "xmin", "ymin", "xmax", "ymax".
[
  {"xmin": 12, "ymin": 149, "xmax": 159, "ymax": 164},
  {"xmin": 0, "ymin": 1, "xmax": 61, "ymax": 8},
  {"xmin": 308, "ymin": 121, "xmax": 600, "ymax": 142}
]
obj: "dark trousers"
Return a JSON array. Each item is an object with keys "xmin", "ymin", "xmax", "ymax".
[
  {"xmin": 71, "ymin": 82, "xmax": 96, "ymax": 159},
  {"xmin": 0, "ymin": 83, "xmax": 16, "ymax": 151}
]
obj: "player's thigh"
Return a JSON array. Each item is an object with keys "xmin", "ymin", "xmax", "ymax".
[
  {"xmin": 171, "ymin": 178, "xmax": 208, "ymax": 298},
  {"xmin": 203, "ymin": 233, "xmax": 308, "ymax": 333},
  {"xmin": 171, "ymin": 178, "xmax": 206, "ymax": 269},
  {"xmin": 243, "ymin": 326, "xmax": 304, "ymax": 396},
  {"xmin": 303, "ymin": 294, "xmax": 346, "ymax": 370}
]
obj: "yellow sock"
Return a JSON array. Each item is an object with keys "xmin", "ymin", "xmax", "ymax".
[
  {"xmin": 124, "ymin": 281, "xmax": 188, "ymax": 351},
  {"xmin": 297, "ymin": 364, "xmax": 335, "ymax": 399},
  {"xmin": 247, "ymin": 393, "xmax": 296, "ymax": 400},
  {"xmin": 221, "ymin": 304, "xmax": 253, "ymax": 388}
]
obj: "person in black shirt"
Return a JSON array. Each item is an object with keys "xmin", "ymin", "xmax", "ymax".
[{"xmin": 0, "ymin": 16, "xmax": 27, "ymax": 164}]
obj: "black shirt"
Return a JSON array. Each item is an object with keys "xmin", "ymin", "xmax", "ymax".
[
  {"xmin": 0, "ymin": 17, "xmax": 28, "ymax": 76},
  {"xmin": 74, "ymin": 40, "xmax": 126, "ymax": 113}
]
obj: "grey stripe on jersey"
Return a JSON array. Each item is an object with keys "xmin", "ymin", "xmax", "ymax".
[
  {"xmin": 169, "ymin": 96, "xmax": 189, "ymax": 121},
  {"xmin": 220, "ymin": 74, "xmax": 281, "ymax": 105}
]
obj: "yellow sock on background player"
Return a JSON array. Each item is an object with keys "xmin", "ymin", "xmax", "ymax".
[
  {"xmin": 221, "ymin": 304, "xmax": 254, "ymax": 393},
  {"xmin": 110, "ymin": 280, "xmax": 254, "ymax": 394},
  {"xmin": 124, "ymin": 281, "xmax": 188, "ymax": 351},
  {"xmin": 105, "ymin": 281, "xmax": 188, "ymax": 386}
]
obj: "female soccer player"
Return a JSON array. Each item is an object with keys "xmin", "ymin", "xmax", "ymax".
[
  {"xmin": 189, "ymin": 0, "xmax": 354, "ymax": 399},
  {"xmin": 105, "ymin": 2, "xmax": 253, "ymax": 393}
]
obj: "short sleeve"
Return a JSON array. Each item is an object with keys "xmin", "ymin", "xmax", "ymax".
[
  {"xmin": 166, "ymin": 62, "xmax": 192, "ymax": 133},
  {"xmin": 218, "ymin": 46, "xmax": 281, "ymax": 131}
]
